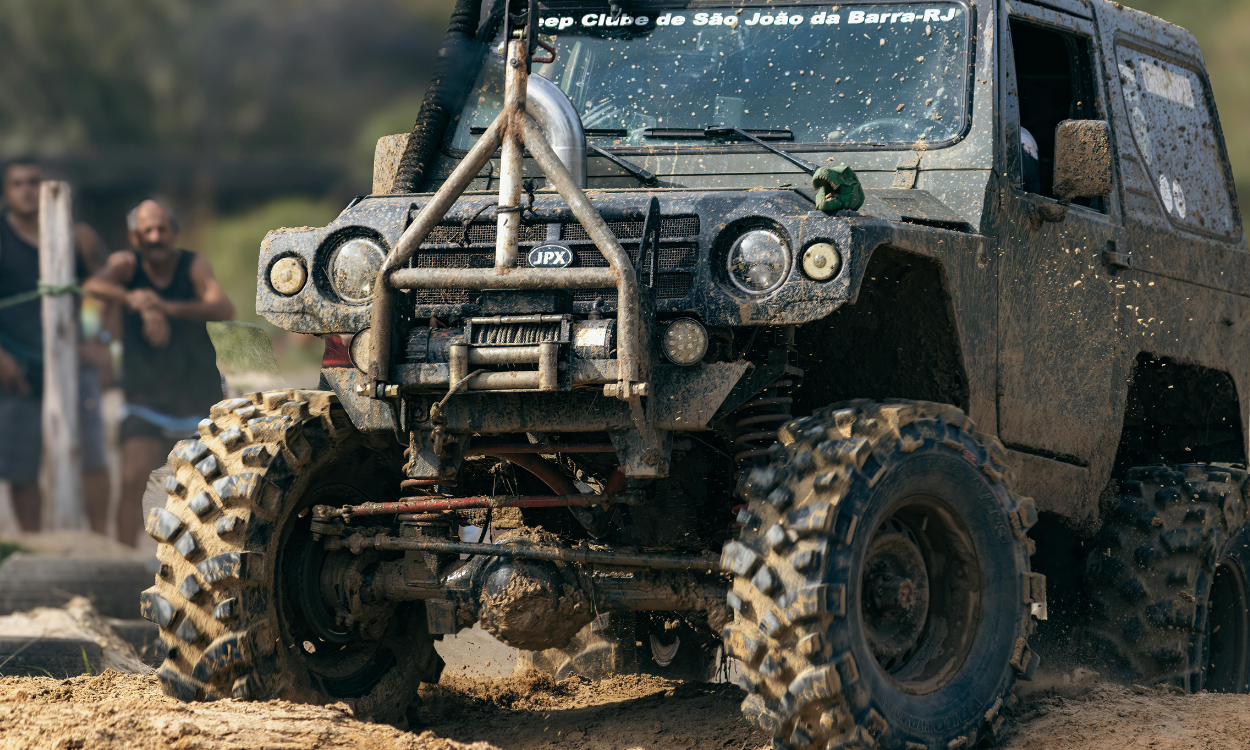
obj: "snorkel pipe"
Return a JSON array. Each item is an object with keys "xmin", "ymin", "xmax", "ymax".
[{"xmin": 392, "ymin": 0, "xmax": 491, "ymax": 193}]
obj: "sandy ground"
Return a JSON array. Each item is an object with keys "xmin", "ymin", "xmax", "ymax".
[
  {"xmin": 2, "ymin": 661, "xmax": 1249, "ymax": 750},
  {"xmin": 0, "ymin": 596, "xmax": 149, "ymax": 674}
]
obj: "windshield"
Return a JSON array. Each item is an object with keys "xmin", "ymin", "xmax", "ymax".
[{"xmin": 452, "ymin": 2, "xmax": 971, "ymax": 150}]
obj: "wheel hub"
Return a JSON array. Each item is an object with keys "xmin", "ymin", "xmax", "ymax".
[{"xmin": 862, "ymin": 530, "xmax": 930, "ymax": 669}]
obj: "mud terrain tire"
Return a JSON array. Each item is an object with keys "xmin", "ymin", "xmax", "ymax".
[
  {"xmin": 723, "ymin": 400, "xmax": 1042, "ymax": 750},
  {"xmin": 139, "ymin": 389, "xmax": 443, "ymax": 723},
  {"xmin": 1085, "ymin": 464, "xmax": 1250, "ymax": 692}
]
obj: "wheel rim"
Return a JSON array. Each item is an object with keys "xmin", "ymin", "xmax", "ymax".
[
  {"xmin": 1205, "ymin": 556, "xmax": 1250, "ymax": 693},
  {"xmin": 860, "ymin": 495, "xmax": 982, "ymax": 695},
  {"xmin": 277, "ymin": 481, "xmax": 398, "ymax": 698}
]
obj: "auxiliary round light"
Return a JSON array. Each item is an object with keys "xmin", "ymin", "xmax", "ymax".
[
  {"xmin": 329, "ymin": 237, "xmax": 386, "ymax": 304},
  {"xmin": 269, "ymin": 256, "xmax": 307, "ymax": 296},
  {"xmin": 801, "ymin": 242, "xmax": 842, "ymax": 281},
  {"xmin": 726, "ymin": 229, "xmax": 789, "ymax": 294},
  {"xmin": 349, "ymin": 328, "xmax": 372, "ymax": 372},
  {"xmin": 661, "ymin": 318, "xmax": 708, "ymax": 366}
]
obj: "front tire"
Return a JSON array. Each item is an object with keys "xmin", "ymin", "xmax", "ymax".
[
  {"xmin": 723, "ymin": 400, "xmax": 1042, "ymax": 750},
  {"xmin": 138, "ymin": 389, "xmax": 443, "ymax": 723}
]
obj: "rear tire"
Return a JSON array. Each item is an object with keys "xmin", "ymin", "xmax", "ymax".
[
  {"xmin": 139, "ymin": 389, "xmax": 443, "ymax": 723},
  {"xmin": 1084, "ymin": 464, "xmax": 1250, "ymax": 692},
  {"xmin": 724, "ymin": 400, "xmax": 1041, "ymax": 750}
]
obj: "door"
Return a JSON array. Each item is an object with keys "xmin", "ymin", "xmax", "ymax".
[{"xmin": 994, "ymin": 2, "xmax": 1127, "ymax": 467}]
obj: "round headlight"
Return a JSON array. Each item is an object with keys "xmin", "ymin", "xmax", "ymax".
[
  {"xmin": 329, "ymin": 237, "xmax": 386, "ymax": 303},
  {"xmin": 661, "ymin": 318, "xmax": 708, "ymax": 366},
  {"xmin": 349, "ymin": 328, "xmax": 372, "ymax": 372},
  {"xmin": 801, "ymin": 242, "xmax": 842, "ymax": 281},
  {"xmin": 270, "ymin": 256, "xmax": 307, "ymax": 295},
  {"xmin": 726, "ymin": 229, "xmax": 789, "ymax": 294}
]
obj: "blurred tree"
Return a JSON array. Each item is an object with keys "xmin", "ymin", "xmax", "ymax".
[{"xmin": 0, "ymin": 0, "xmax": 459, "ymax": 165}]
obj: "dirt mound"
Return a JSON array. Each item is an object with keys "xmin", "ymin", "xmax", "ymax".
[
  {"xmin": 0, "ymin": 596, "xmax": 149, "ymax": 674},
  {"xmin": 1, "ymin": 667, "xmax": 1249, "ymax": 749},
  {"xmin": 1006, "ymin": 677, "xmax": 1250, "ymax": 750},
  {"xmin": 415, "ymin": 671, "xmax": 768, "ymax": 749},
  {"xmin": 0, "ymin": 672, "xmax": 495, "ymax": 750}
]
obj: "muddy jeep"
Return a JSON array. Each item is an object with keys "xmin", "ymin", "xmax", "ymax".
[{"xmin": 141, "ymin": 1, "xmax": 1250, "ymax": 747}]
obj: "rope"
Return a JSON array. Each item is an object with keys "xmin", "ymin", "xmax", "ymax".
[{"xmin": 0, "ymin": 282, "xmax": 82, "ymax": 310}]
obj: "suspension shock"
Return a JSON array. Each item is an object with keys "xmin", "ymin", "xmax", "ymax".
[
  {"xmin": 731, "ymin": 378, "xmax": 795, "ymax": 471},
  {"xmin": 730, "ymin": 327, "xmax": 801, "ymax": 475}
]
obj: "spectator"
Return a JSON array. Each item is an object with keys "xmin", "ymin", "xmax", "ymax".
[
  {"xmin": 0, "ymin": 157, "xmax": 111, "ymax": 533},
  {"xmin": 83, "ymin": 199, "xmax": 234, "ymax": 546}
]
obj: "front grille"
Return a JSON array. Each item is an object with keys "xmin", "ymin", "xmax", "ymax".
[
  {"xmin": 413, "ymin": 250, "xmax": 493, "ymax": 269},
  {"xmin": 414, "ymin": 289, "xmax": 473, "ymax": 305},
  {"xmin": 419, "ymin": 216, "xmax": 699, "ymax": 249},
  {"xmin": 567, "ymin": 273, "xmax": 693, "ymax": 304},
  {"xmin": 654, "ymin": 273, "xmax": 694, "ymax": 298},
  {"xmin": 423, "ymin": 223, "xmax": 548, "ymax": 245},
  {"xmin": 562, "ymin": 216, "xmax": 700, "ymax": 242},
  {"xmin": 412, "ymin": 215, "xmax": 700, "ymax": 307},
  {"xmin": 568, "ymin": 244, "xmax": 696, "ymax": 270}
]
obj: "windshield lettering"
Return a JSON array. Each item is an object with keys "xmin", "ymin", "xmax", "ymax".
[{"xmin": 454, "ymin": 3, "xmax": 971, "ymax": 150}]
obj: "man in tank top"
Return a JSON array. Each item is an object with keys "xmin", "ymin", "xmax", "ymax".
[
  {"xmin": 84, "ymin": 199, "xmax": 234, "ymax": 546},
  {"xmin": 0, "ymin": 157, "xmax": 112, "ymax": 533}
]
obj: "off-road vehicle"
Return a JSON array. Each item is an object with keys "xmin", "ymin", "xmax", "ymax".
[{"xmin": 140, "ymin": 1, "xmax": 1250, "ymax": 747}]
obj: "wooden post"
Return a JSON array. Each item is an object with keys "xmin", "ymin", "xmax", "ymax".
[{"xmin": 39, "ymin": 180, "xmax": 83, "ymax": 530}]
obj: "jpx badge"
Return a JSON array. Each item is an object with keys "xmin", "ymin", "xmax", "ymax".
[{"xmin": 528, "ymin": 245, "xmax": 574, "ymax": 268}]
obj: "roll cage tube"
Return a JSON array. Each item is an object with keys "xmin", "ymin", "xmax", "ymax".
[{"xmin": 365, "ymin": 32, "xmax": 647, "ymax": 405}]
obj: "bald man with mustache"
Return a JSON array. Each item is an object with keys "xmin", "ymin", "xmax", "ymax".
[{"xmin": 84, "ymin": 199, "xmax": 234, "ymax": 546}]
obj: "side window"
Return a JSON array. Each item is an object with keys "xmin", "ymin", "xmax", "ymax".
[
  {"xmin": 1115, "ymin": 46, "xmax": 1237, "ymax": 237},
  {"xmin": 1008, "ymin": 19, "xmax": 1104, "ymax": 210}
]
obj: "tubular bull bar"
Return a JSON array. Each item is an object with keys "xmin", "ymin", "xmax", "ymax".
[{"xmin": 365, "ymin": 38, "xmax": 648, "ymax": 404}]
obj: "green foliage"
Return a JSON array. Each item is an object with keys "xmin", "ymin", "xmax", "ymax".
[
  {"xmin": 0, "ymin": 0, "xmax": 460, "ymax": 163},
  {"xmin": 0, "ymin": 539, "xmax": 26, "ymax": 566},
  {"xmin": 207, "ymin": 321, "xmax": 280, "ymax": 375}
]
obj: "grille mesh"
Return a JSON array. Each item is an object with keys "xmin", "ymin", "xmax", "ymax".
[
  {"xmin": 411, "ymin": 215, "xmax": 700, "ymax": 307},
  {"xmin": 420, "ymin": 216, "xmax": 699, "ymax": 248},
  {"xmin": 413, "ymin": 250, "xmax": 493, "ymax": 269},
  {"xmin": 424, "ymin": 223, "xmax": 548, "ymax": 245},
  {"xmin": 568, "ymin": 273, "xmax": 693, "ymax": 303},
  {"xmin": 562, "ymin": 216, "xmax": 699, "ymax": 242},
  {"xmin": 414, "ymin": 289, "xmax": 473, "ymax": 305}
]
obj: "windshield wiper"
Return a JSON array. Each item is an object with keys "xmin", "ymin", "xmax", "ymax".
[
  {"xmin": 589, "ymin": 144, "xmax": 657, "ymax": 186},
  {"xmin": 643, "ymin": 126, "xmax": 819, "ymax": 175}
]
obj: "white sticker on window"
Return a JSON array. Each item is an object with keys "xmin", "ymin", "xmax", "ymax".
[
  {"xmin": 1118, "ymin": 62, "xmax": 1136, "ymax": 87},
  {"xmin": 1172, "ymin": 180, "xmax": 1186, "ymax": 219},
  {"xmin": 1159, "ymin": 173, "xmax": 1173, "ymax": 213},
  {"xmin": 1140, "ymin": 60, "xmax": 1195, "ymax": 109}
]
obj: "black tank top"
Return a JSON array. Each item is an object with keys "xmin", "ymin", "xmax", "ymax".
[
  {"xmin": 122, "ymin": 250, "xmax": 223, "ymax": 417},
  {"xmin": 0, "ymin": 217, "xmax": 44, "ymax": 367}
]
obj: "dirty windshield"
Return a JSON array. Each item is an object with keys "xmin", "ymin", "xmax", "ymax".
[{"xmin": 452, "ymin": 3, "xmax": 970, "ymax": 149}]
